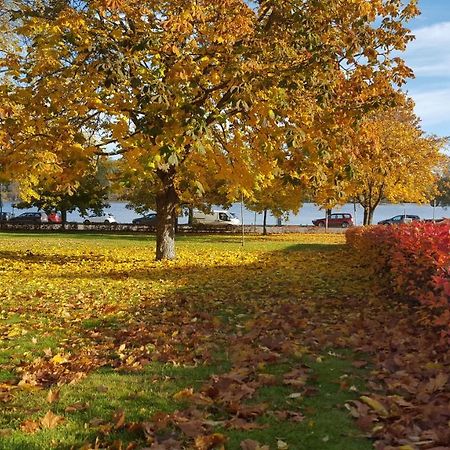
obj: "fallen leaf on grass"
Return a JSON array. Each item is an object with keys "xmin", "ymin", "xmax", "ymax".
[
  {"xmin": 47, "ymin": 388, "xmax": 60, "ymax": 404},
  {"xmin": 148, "ymin": 438, "xmax": 182, "ymax": 449},
  {"xmin": 89, "ymin": 417, "xmax": 106, "ymax": 427},
  {"xmin": 194, "ymin": 433, "xmax": 227, "ymax": 450},
  {"xmin": 425, "ymin": 372, "xmax": 448, "ymax": 394},
  {"xmin": 41, "ymin": 410, "xmax": 64, "ymax": 429},
  {"xmin": 273, "ymin": 410, "xmax": 305, "ymax": 422},
  {"xmin": 51, "ymin": 354, "xmax": 68, "ymax": 365},
  {"xmin": 360, "ymin": 396, "xmax": 389, "ymax": 417},
  {"xmin": 352, "ymin": 360, "xmax": 368, "ymax": 368},
  {"xmin": 240, "ymin": 440, "xmax": 269, "ymax": 450},
  {"xmin": 177, "ymin": 419, "xmax": 209, "ymax": 438},
  {"xmin": 65, "ymin": 402, "xmax": 89, "ymax": 413},
  {"xmin": 287, "ymin": 393, "xmax": 302, "ymax": 399},
  {"xmin": 226, "ymin": 417, "xmax": 267, "ymax": 430},
  {"xmin": 20, "ymin": 419, "xmax": 40, "ymax": 433},
  {"xmin": 113, "ymin": 409, "xmax": 126, "ymax": 430}
]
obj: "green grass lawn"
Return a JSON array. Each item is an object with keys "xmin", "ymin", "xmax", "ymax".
[{"xmin": 0, "ymin": 232, "xmax": 375, "ymax": 449}]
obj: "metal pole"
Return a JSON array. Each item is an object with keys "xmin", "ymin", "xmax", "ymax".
[{"xmin": 241, "ymin": 192, "xmax": 245, "ymax": 247}]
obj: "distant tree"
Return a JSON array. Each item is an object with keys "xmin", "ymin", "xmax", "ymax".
[
  {"xmin": 434, "ymin": 164, "xmax": 450, "ymax": 207},
  {"xmin": 16, "ymin": 159, "xmax": 110, "ymax": 223},
  {"xmin": 351, "ymin": 103, "xmax": 446, "ymax": 225},
  {"xmin": 314, "ymin": 100, "xmax": 446, "ymax": 225},
  {"xmin": 245, "ymin": 174, "xmax": 305, "ymax": 234}
]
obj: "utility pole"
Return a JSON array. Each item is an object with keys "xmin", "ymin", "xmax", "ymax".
[{"xmin": 241, "ymin": 192, "xmax": 245, "ymax": 247}]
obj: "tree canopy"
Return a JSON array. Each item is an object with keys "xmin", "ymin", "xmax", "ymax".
[{"xmin": 1, "ymin": 0, "xmax": 419, "ymax": 258}]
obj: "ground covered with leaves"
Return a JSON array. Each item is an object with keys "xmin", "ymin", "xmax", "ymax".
[{"xmin": 0, "ymin": 233, "xmax": 448, "ymax": 450}]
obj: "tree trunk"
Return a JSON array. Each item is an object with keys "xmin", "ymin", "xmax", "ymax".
[
  {"xmin": 61, "ymin": 210, "xmax": 67, "ymax": 224},
  {"xmin": 263, "ymin": 208, "xmax": 268, "ymax": 235},
  {"xmin": 362, "ymin": 206, "xmax": 375, "ymax": 225},
  {"xmin": 156, "ymin": 169, "xmax": 178, "ymax": 261},
  {"xmin": 325, "ymin": 208, "xmax": 332, "ymax": 229},
  {"xmin": 188, "ymin": 207, "xmax": 194, "ymax": 226},
  {"xmin": 363, "ymin": 207, "xmax": 369, "ymax": 226},
  {"xmin": 367, "ymin": 208, "xmax": 374, "ymax": 225}
]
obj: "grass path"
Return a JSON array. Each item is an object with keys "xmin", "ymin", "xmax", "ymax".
[{"xmin": 0, "ymin": 233, "xmax": 447, "ymax": 449}]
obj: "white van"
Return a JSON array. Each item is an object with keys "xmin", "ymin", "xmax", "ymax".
[{"xmin": 192, "ymin": 210, "xmax": 241, "ymax": 227}]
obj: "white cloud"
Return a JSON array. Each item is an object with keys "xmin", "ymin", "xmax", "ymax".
[
  {"xmin": 406, "ymin": 22, "xmax": 450, "ymax": 76},
  {"xmin": 410, "ymin": 88, "xmax": 450, "ymax": 132},
  {"xmin": 410, "ymin": 22, "xmax": 450, "ymax": 49}
]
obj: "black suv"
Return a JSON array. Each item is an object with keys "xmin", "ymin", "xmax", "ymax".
[{"xmin": 9, "ymin": 212, "xmax": 49, "ymax": 224}]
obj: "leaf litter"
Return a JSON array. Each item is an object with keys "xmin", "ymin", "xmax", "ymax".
[{"xmin": 0, "ymin": 235, "xmax": 448, "ymax": 448}]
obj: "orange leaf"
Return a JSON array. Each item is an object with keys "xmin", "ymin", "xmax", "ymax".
[
  {"xmin": 195, "ymin": 433, "xmax": 227, "ymax": 450},
  {"xmin": 20, "ymin": 419, "xmax": 40, "ymax": 433},
  {"xmin": 113, "ymin": 409, "xmax": 126, "ymax": 430}
]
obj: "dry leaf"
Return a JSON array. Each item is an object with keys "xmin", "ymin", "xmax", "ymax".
[
  {"xmin": 113, "ymin": 409, "xmax": 126, "ymax": 430},
  {"xmin": 359, "ymin": 396, "xmax": 389, "ymax": 417},
  {"xmin": 65, "ymin": 402, "xmax": 89, "ymax": 413},
  {"xmin": 41, "ymin": 411, "xmax": 64, "ymax": 429},
  {"xmin": 195, "ymin": 433, "xmax": 227, "ymax": 450},
  {"xmin": 20, "ymin": 419, "xmax": 40, "ymax": 433},
  {"xmin": 47, "ymin": 388, "xmax": 60, "ymax": 404},
  {"xmin": 240, "ymin": 439, "xmax": 270, "ymax": 450}
]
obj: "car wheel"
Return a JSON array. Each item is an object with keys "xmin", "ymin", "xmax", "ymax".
[
  {"xmin": 84, "ymin": 220, "xmax": 90, "ymax": 224},
  {"xmin": 341, "ymin": 222, "xmax": 349, "ymax": 228},
  {"xmin": 104, "ymin": 220, "xmax": 110, "ymax": 224},
  {"xmin": 318, "ymin": 222, "xmax": 325, "ymax": 227}
]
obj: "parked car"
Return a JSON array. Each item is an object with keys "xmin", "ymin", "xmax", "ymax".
[
  {"xmin": 377, "ymin": 215, "xmax": 420, "ymax": 225},
  {"xmin": 312, "ymin": 213, "xmax": 354, "ymax": 228},
  {"xmin": 132, "ymin": 213, "xmax": 157, "ymax": 225},
  {"xmin": 9, "ymin": 212, "xmax": 48, "ymax": 224},
  {"xmin": 0, "ymin": 212, "xmax": 11, "ymax": 222},
  {"xmin": 83, "ymin": 213, "xmax": 117, "ymax": 224},
  {"xmin": 47, "ymin": 212, "xmax": 62, "ymax": 223}
]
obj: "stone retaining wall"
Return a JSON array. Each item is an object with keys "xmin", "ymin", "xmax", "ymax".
[{"xmin": 0, "ymin": 223, "xmax": 348, "ymax": 234}]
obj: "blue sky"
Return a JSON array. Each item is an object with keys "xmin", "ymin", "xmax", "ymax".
[{"xmin": 403, "ymin": 0, "xmax": 450, "ymax": 137}]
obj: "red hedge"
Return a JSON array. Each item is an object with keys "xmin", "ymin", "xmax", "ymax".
[{"xmin": 346, "ymin": 222, "xmax": 450, "ymax": 341}]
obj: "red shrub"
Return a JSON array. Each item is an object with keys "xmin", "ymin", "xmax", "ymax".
[{"xmin": 346, "ymin": 222, "xmax": 450, "ymax": 340}]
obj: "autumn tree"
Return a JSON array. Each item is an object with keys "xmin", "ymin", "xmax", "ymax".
[
  {"xmin": 345, "ymin": 101, "xmax": 445, "ymax": 225},
  {"xmin": 0, "ymin": 0, "xmax": 419, "ymax": 259},
  {"xmin": 245, "ymin": 171, "xmax": 306, "ymax": 234},
  {"xmin": 433, "ymin": 162, "xmax": 450, "ymax": 207},
  {"xmin": 15, "ymin": 158, "xmax": 110, "ymax": 223}
]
